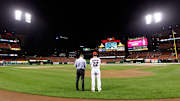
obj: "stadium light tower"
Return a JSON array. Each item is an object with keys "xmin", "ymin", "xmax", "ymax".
[
  {"xmin": 145, "ymin": 14, "xmax": 152, "ymax": 24},
  {"xmin": 145, "ymin": 12, "xmax": 178, "ymax": 61},
  {"xmin": 154, "ymin": 12, "xmax": 162, "ymax": 23},
  {"xmin": 25, "ymin": 12, "xmax": 32, "ymax": 23},
  {"xmin": 15, "ymin": 10, "xmax": 22, "ymax": 21},
  {"xmin": 145, "ymin": 12, "xmax": 162, "ymax": 24},
  {"xmin": 14, "ymin": 10, "xmax": 32, "ymax": 23}
]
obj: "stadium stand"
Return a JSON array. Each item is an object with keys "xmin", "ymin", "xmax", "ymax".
[
  {"xmin": 10, "ymin": 44, "xmax": 20, "ymax": 48},
  {"xmin": 99, "ymin": 51, "xmax": 125, "ymax": 57},
  {"xmin": 27, "ymin": 57, "xmax": 76, "ymax": 64},
  {"xmin": 0, "ymin": 43, "xmax": 10, "ymax": 49},
  {"xmin": 101, "ymin": 58, "xmax": 124, "ymax": 63}
]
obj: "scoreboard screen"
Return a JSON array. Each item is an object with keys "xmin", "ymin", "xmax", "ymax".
[
  {"xmin": 98, "ymin": 37, "xmax": 125, "ymax": 52},
  {"xmin": 105, "ymin": 42, "xmax": 117, "ymax": 50},
  {"xmin": 128, "ymin": 38, "xmax": 148, "ymax": 51}
]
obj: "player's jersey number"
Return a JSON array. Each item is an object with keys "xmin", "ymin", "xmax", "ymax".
[{"xmin": 93, "ymin": 61, "xmax": 99, "ymax": 67}]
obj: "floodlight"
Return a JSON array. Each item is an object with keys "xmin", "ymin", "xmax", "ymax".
[
  {"xmin": 145, "ymin": 14, "xmax": 152, "ymax": 24},
  {"xmin": 15, "ymin": 10, "xmax": 22, "ymax": 21},
  {"xmin": 25, "ymin": 13, "xmax": 31, "ymax": 23},
  {"xmin": 154, "ymin": 12, "xmax": 162, "ymax": 23}
]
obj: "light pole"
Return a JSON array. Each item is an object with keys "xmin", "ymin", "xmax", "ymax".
[
  {"xmin": 14, "ymin": 9, "xmax": 32, "ymax": 56},
  {"xmin": 172, "ymin": 29, "xmax": 178, "ymax": 60},
  {"xmin": 13, "ymin": 9, "xmax": 32, "ymax": 34}
]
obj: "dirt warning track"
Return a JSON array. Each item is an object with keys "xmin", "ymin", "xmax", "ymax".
[{"xmin": 0, "ymin": 89, "xmax": 180, "ymax": 101}]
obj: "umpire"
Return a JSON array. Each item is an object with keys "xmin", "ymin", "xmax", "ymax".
[{"xmin": 74, "ymin": 54, "xmax": 87, "ymax": 91}]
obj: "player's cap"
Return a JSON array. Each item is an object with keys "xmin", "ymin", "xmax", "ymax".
[{"xmin": 93, "ymin": 52, "xmax": 98, "ymax": 56}]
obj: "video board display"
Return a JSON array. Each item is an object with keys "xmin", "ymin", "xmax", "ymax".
[
  {"xmin": 128, "ymin": 38, "xmax": 148, "ymax": 51},
  {"xmin": 105, "ymin": 42, "xmax": 117, "ymax": 50},
  {"xmin": 99, "ymin": 42, "xmax": 125, "ymax": 52},
  {"xmin": 98, "ymin": 37, "xmax": 125, "ymax": 52}
]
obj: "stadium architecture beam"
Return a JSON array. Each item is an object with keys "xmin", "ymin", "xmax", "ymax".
[{"xmin": 145, "ymin": 12, "xmax": 178, "ymax": 60}]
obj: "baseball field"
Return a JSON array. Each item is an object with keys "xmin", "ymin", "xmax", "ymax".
[{"xmin": 0, "ymin": 64, "xmax": 180, "ymax": 100}]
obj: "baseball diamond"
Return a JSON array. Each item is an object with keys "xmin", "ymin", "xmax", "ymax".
[
  {"xmin": 0, "ymin": 64, "xmax": 180, "ymax": 101},
  {"xmin": 1, "ymin": 0, "xmax": 180, "ymax": 101}
]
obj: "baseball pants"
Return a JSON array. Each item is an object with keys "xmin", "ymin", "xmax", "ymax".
[
  {"xmin": 76, "ymin": 69, "xmax": 85, "ymax": 91},
  {"xmin": 91, "ymin": 68, "xmax": 101, "ymax": 91}
]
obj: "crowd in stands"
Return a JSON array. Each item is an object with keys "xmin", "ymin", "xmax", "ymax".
[
  {"xmin": 0, "ymin": 43, "xmax": 21, "ymax": 50},
  {"xmin": 0, "ymin": 43, "xmax": 10, "ymax": 49},
  {"xmin": 159, "ymin": 43, "xmax": 173, "ymax": 49},
  {"xmin": 11, "ymin": 44, "xmax": 20, "ymax": 48},
  {"xmin": 101, "ymin": 58, "xmax": 124, "ymax": 63},
  {"xmin": 127, "ymin": 53, "xmax": 137, "ymax": 59},
  {"xmin": 99, "ymin": 51, "xmax": 125, "ymax": 56},
  {"xmin": 0, "ymin": 59, "xmax": 26, "ymax": 61},
  {"xmin": 27, "ymin": 57, "xmax": 76, "ymax": 63},
  {"xmin": 127, "ymin": 52, "xmax": 160, "ymax": 59},
  {"xmin": 0, "ymin": 34, "xmax": 17, "ymax": 40},
  {"xmin": 127, "ymin": 51, "xmax": 180, "ymax": 60},
  {"xmin": 159, "ymin": 43, "xmax": 180, "ymax": 50},
  {"xmin": 1, "ymin": 52, "xmax": 180, "ymax": 64}
]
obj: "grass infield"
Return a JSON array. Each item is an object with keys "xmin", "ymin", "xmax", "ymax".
[{"xmin": 0, "ymin": 64, "xmax": 180, "ymax": 100}]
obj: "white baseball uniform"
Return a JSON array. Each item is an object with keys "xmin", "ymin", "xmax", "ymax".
[{"xmin": 90, "ymin": 57, "xmax": 101, "ymax": 91}]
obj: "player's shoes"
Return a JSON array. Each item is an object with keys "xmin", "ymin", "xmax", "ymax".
[{"xmin": 98, "ymin": 90, "xmax": 101, "ymax": 92}]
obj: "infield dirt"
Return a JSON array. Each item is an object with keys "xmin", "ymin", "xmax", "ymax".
[{"xmin": 17, "ymin": 66, "xmax": 153, "ymax": 78}]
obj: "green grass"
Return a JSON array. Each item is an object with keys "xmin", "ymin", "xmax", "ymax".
[{"xmin": 0, "ymin": 64, "xmax": 180, "ymax": 100}]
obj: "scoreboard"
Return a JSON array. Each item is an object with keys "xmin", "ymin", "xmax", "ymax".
[{"xmin": 128, "ymin": 38, "xmax": 148, "ymax": 51}]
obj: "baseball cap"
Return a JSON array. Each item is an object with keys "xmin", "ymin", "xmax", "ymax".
[{"xmin": 93, "ymin": 51, "xmax": 98, "ymax": 56}]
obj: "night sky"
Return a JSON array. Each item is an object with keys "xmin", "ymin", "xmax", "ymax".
[{"xmin": 1, "ymin": 0, "xmax": 180, "ymax": 50}]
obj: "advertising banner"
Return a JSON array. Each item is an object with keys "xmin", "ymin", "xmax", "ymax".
[{"xmin": 128, "ymin": 38, "xmax": 148, "ymax": 48}]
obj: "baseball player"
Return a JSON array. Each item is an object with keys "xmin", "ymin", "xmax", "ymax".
[
  {"xmin": 74, "ymin": 54, "xmax": 87, "ymax": 91},
  {"xmin": 90, "ymin": 52, "xmax": 102, "ymax": 92}
]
